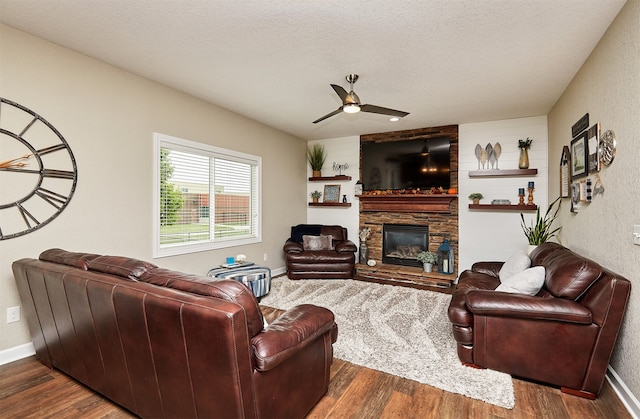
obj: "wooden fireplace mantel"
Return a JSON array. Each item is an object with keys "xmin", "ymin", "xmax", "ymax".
[{"xmin": 358, "ymin": 194, "xmax": 457, "ymax": 213}]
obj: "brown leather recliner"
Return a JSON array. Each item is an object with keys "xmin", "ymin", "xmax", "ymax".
[
  {"xmin": 284, "ymin": 224, "xmax": 357, "ymax": 279},
  {"xmin": 448, "ymin": 242, "xmax": 630, "ymax": 399}
]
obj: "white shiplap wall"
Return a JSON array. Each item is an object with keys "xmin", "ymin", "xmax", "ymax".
[
  {"xmin": 306, "ymin": 136, "xmax": 360, "ymax": 243},
  {"xmin": 458, "ymin": 116, "xmax": 549, "ymax": 272}
]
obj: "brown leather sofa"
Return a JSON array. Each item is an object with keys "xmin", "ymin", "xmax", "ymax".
[
  {"xmin": 284, "ymin": 224, "xmax": 357, "ymax": 279},
  {"xmin": 448, "ymin": 242, "xmax": 630, "ymax": 399},
  {"xmin": 13, "ymin": 249, "xmax": 338, "ymax": 418}
]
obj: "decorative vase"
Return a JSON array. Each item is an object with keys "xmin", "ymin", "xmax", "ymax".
[
  {"xmin": 359, "ymin": 242, "xmax": 369, "ymax": 264},
  {"xmin": 312, "ymin": 170, "xmax": 321, "ymax": 178},
  {"xmin": 527, "ymin": 244, "xmax": 538, "ymax": 256},
  {"xmin": 423, "ymin": 263, "xmax": 433, "ymax": 273},
  {"xmin": 518, "ymin": 148, "xmax": 530, "ymax": 169}
]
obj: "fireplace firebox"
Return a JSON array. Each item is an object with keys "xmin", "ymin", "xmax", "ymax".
[{"xmin": 382, "ymin": 224, "xmax": 428, "ymax": 267}]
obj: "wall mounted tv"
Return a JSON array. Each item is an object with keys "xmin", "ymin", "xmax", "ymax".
[{"xmin": 361, "ymin": 137, "xmax": 451, "ymax": 191}]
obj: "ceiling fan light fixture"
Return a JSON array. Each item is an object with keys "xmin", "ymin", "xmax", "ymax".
[{"xmin": 343, "ymin": 104, "xmax": 361, "ymax": 114}]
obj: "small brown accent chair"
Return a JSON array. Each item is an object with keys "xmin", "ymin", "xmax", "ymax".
[
  {"xmin": 284, "ymin": 224, "xmax": 357, "ymax": 279},
  {"xmin": 448, "ymin": 242, "xmax": 630, "ymax": 399}
]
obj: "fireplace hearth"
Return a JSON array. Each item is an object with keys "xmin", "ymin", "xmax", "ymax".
[{"xmin": 382, "ymin": 224, "xmax": 428, "ymax": 268}]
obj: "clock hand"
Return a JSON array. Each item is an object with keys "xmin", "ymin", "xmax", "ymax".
[{"xmin": 0, "ymin": 154, "xmax": 32, "ymax": 169}]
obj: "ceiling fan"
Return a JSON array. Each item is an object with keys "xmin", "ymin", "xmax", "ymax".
[{"xmin": 312, "ymin": 74, "xmax": 410, "ymax": 124}]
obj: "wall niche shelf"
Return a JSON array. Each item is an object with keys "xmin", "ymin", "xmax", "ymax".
[
  {"xmin": 308, "ymin": 202, "xmax": 352, "ymax": 207},
  {"xmin": 308, "ymin": 175, "xmax": 352, "ymax": 181},
  {"xmin": 469, "ymin": 204, "xmax": 537, "ymax": 211},
  {"xmin": 468, "ymin": 169, "xmax": 537, "ymax": 177}
]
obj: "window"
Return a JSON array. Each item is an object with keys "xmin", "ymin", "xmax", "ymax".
[{"xmin": 153, "ymin": 133, "xmax": 261, "ymax": 257}]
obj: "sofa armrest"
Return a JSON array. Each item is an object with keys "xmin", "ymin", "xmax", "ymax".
[
  {"xmin": 335, "ymin": 240, "xmax": 357, "ymax": 253},
  {"xmin": 471, "ymin": 261, "xmax": 503, "ymax": 278},
  {"xmin": 465, "ymin": 290, "xmax": 592, "ymax": 324},
  {"xmin": 283, "ymin": 240, "xmax": 303, "ymax": 253},
  {"xmin": 251, "ymin": 304, "xmax": 337, "ymax": 371}
]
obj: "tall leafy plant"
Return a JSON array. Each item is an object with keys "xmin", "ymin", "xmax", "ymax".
[
  {"xmin": 306, "ymin": 144, "xmax": 327, "ymax": 172},
  {"xmin": 520, "ymin": 197, "xmax": 562, "ymax": 245}
]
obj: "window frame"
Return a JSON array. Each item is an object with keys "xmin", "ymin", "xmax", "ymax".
[{"xmin": 153, "ymin": 132, "xmax": 262, "ymax": 258}]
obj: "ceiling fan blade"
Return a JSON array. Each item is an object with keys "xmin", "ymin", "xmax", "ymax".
[
  {"xmin": 313, "ymin": 107, "xmax": 343, "ymax": 124},
  {"xmin": 330, "ymin": 84, "xmax": 349, "ymax": 102},
  {"xmin": 360, "ymin": 104, "xmax": 409, "ymax": 118}
]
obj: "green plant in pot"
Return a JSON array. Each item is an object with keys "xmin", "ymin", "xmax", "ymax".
[
  {"xmin": 417, "ymin": 251, "xmax": 438, "ymax": 272},
  {"xmin": 520, "ymin": 197, "xmax": 562, "ymax": 252},
  {"xmin": 307, "ymin": 144, "xmax": 327, "ymax": 177},
  {"xmin": 310, "ymin": 190, "xmax": 322, "ymax": 203},
  {"xmin": 468, "ymin": 192, "xmax": 483, "ymax": 205}
]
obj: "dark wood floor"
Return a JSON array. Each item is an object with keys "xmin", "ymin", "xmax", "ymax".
[{"xmin": 0, "ymin": 306, "xmax": 630, "ymax": 418}]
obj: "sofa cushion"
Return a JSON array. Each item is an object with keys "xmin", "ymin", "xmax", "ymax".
[
  {"xmin": 302, "ymin": 234, "xmax": 333, "ymax": 250},
  {"xmin": 532, "ymin": 242, "xmax": 603, "ymax": 300},
  {"xmin": 87, "ymin": 255, "xmax": 157, "ymax": 280},
  {"xmin": 39, "ymin": 248, "xmax": 100, "ymax": 270},
  {"xmin": 499, "ymin": 250, "xmax": 531, "ymax": 282},
  {"xmin": 495, "ymin": 266, "xmax": 545, "ymax": 295},
  {"xmin": 139, "ymin": 268, "xmax": 265, "ymax": 337}
]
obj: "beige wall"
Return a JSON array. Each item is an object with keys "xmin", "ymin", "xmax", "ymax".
[
  {"xmin": 548, "ymin": 0, "xmax": 640, "ymax": 400},
  {"xmin": 0, "ymin": 25, "xmax": 307, "ymax": 352}
]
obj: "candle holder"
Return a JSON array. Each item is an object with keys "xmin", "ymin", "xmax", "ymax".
[
  {"xmin": 519, "ymin": 192, "xmax": 525, "ymax": 205},
  {"xmin": 528, "ymin": 187, "xmax": 535, "ymax": 205}
]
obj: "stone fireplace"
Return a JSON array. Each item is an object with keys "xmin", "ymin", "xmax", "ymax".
[
  {"xmin": 382, "ymin": 223, "xmax": 428, "ymax": 268},
  {"xmin": 356, "ymin": 125, "xmax": 459, "ymax": 288}
]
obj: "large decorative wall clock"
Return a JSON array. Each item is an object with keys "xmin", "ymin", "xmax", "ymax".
[{"xmin": 0, "ymin": 98, "xmax": 78, "ymax": 240}]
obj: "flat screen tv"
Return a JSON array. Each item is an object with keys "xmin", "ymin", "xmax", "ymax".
[{"xmin": 361, "ymin": 137, "xmax": 451, "ymax": 191}]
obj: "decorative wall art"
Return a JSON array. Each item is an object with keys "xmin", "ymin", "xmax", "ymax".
[
  {"xmin": 587, "ymin": 124, "xmax": 600, "ymax": 173},
  {"xmin": 474, "ymin": 142, "xmax": 501, "ymax": 169},
  {"xmin": 571, "ymin": 133, "xmax": 588, "ymax": 180},
  {"xmin": 560, "ymin": 146, "xmax": 571, "ymax": 198},
  {"xmin": 323, "ymin": 184, "xmax": 340, "ymax": 202},
  {"xmin": 599, "ymin": 129, "xmax": 616, "ymax": 166},
  {"xmin": 0, "ymin": 98, "xmax": 78, "ymax": 239}
]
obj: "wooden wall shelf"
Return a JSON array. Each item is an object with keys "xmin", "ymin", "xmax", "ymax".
[
  {"xmin": 468, "ymin": 169, "xmax": 537, "ymax": 177},
  {"xmin": 469, "ymin": 204, "xmax": 537, "ymax": 211},
  {"xmin": 308, "ymin": 175, "xmax": 352, "ymax": 181},
  {"xmin": 308, "ymin": 202, "xmax": 352, "ymax": 207}
]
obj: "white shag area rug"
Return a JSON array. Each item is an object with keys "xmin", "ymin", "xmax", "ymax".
[{"xmin": 261, "ymin": 277, "xmax": 515, "ymax": 409}]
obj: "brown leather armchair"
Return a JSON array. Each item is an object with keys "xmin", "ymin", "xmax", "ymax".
[
  {"xmin": 448, "ymin": 242, "xmax": 630, "ymax": 399},
  {"xmin": 284, "ymin": 224, "xmax": 357, "ymax": 279}
]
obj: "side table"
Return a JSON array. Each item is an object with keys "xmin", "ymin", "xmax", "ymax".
[{"xmin": 207, "ymin": 263, "xmax": 271, "ymax": 300}]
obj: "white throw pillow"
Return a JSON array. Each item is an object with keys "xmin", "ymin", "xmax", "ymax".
[
  {"xmin": 499, "ymin": 250, "xmax": 531, "ymax": 282},
  {"xmin": 495, "ymin": 266, "xmax": 545, "ymax": 295}
]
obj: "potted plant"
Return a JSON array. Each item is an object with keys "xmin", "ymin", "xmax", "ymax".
[
  {"xmin": 468, "ymin": 192, "xmax": 483, "ymax": 205},
  {"xmin": 520, "ymin": 197, "xmax": 562, "ymax": 253},
  {"xmin": 417, "ymin": 251, "xmax": 438, "ymax": 272},
  {"xmin": 307, "ymin": 144, "xmax": 327, "ymax": 177},
  {"xmin": 310, "ymin": 190, "xmax": 322, "ymax": 203}
]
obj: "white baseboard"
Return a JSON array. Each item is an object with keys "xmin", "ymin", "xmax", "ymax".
[
  {"xmin": 0, "ymin": 342, "xmax": 35, "ymax": 366},
  {"xmin": 607, "ymin": 366, "xmax": 640, "ymax": 419},
  {"xmin": 271, "ymin": 266, "xmax": 286, "ymax": 277}
]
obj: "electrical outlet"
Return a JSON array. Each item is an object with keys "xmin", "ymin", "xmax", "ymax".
[
  {"xmin": 263, "ymin": 253, "xmax": 268, "ymax": 261},
  {"xmin": 634, "ymin": 225, "xmax": 640, "ymax": 246},
  {"xmin": 7, "ymin": 306, "xmax": 20, "ymax": 324}
]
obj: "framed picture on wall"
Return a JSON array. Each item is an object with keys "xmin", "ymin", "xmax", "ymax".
[
  {"xmin": 587, "ymin": 123, "xmax": 600, "ymax": 173},
  {"xmin": 571, "ymin": 133, "xmax": 588, "ymax": 180},
  {"xmin": 323, "ymin": 184, "xmax": 341, "ymax": 203},
  {"xmin": 560, "ymin": 146, "xmax": 571, "ymax": 198}
]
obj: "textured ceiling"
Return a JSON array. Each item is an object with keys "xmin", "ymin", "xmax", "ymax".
[{"xmin": 0, "ymin": 0, "xmax": 627, "ymax": 140}]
